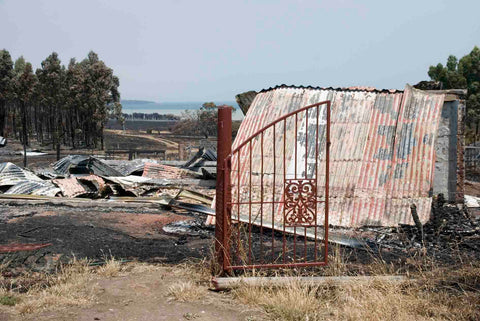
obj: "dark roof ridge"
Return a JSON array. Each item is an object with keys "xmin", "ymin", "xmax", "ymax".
[{"xmin": 258, "ymin": 84, "xmax": 402, "ymax": 94}]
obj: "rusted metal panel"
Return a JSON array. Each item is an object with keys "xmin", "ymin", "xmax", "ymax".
[
  {"xmin": 232, "ymin": 85, "xmax": 445, "ymax": 227},
  {"xmin": 77, "ymin": 175, "xmax": 107, "ymax": 192},
  {"xmin": 53, "ymin": 177, "xmax": 88, "ymax": 197},
  {"xmin": 0, "ymin": 243, "xmax": 52, "ymax": 253},
  {"xmin": 142, "ymin": 163, "xmax": 200, "ymax": 179}
]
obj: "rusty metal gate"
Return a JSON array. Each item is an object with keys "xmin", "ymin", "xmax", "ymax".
[{"xmin": 215, "ymin": 101, "xmax": 331, "ymax": 273}]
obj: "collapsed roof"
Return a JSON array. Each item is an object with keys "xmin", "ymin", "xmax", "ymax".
[
  {"xmin": 53, "ymin": 155, "xmax": 123, "ymax": 177},
  {"xmin": 0, "ymin": 162, "xmax": 43, "ymax": 187}
]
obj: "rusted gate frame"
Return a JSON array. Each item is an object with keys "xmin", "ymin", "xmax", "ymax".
[{"xmin": 216, "ymin": 101, "xmax": 331, "ymax": 274}]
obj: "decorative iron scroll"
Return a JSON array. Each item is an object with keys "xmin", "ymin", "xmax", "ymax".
[{"xmin": 284, "ymin": 179, "xmax": 317, "ymax": 226}]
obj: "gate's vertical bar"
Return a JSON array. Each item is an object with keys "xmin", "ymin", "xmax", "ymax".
[
  {"xmin": 271, "ymin": 124, "xmax": 276, "ymax": 262},
  {"xmin": 282, "ymin": 119, "xmax": 287, "ymax": 263},
  {"xmin": 314, "ymin": 105, "xmax": 319, "ymax": 261},
  {"xmin": 324, "ymin": 101, "xmax": 331, "ymax": 264},
  {"xmin": 216, "ymin": 106, "xmax": 232, "ymax": 274}
]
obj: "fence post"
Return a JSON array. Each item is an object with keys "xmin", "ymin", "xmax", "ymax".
[{"xmin": 215, "ymin": 106, "xmax": 232, "ymax": 274}]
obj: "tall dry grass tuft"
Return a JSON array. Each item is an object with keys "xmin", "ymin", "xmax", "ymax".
[
  {"xmin": 15, "ymin": 258, "xmax": 96, "ymax": 314},
  {"xmin": 96, "ymin": 256, "xmax": 123, "ymax": 277},
  {"xmin": 234, "ymin": 281, "xmax": 323, "ymax": 320},
  {"xmin": 230, "ymin": 249, "xmax": 480, "ymax": 321},
  {"xmin": 167, "ymin": 281, "xmax": 204, "ymax": 302},
  {"xmin": 2, "ymin": 256, "xmax": 130, "ymax": 315},
  {"xmin": 233, "ymin": 266, "xmax": 480, "ymax": 321},
  {"xmin": 166, "ymin": 258, "xmax": 211, "ymax": 303}
]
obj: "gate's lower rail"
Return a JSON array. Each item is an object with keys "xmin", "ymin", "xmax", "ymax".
[{"xmin": 216, "ymin": 101, "xmax": 331, "ymax": 273}]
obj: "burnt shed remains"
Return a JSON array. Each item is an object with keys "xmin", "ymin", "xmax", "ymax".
[{"xmin": 234, "ymin": 85, "xmax": 465, "ymax": 228}]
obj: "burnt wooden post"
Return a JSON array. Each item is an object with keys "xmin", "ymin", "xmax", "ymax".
[{"xmin": 215, "ymin": 106, "xmax": 232, "ymax": 274}]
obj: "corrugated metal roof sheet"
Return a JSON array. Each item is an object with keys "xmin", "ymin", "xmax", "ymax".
[
  {"xmin": 0, "ymin": 162, "xmax": 43, "ymax": 187},
  {"xmin": 52, "ymin": 177, "xmax": 86, "ymax": 197},
  {"xmin": 53, "ymin": 155, "xmax": 123, "ymax": 176},
  {"xmin": 5, "ymin": 181, "xmax": 61, "ymax": 197},
  {"xmin": 143, "ymin": 163, "xmax": 200, "ymax": 179},
  {"xmin": 103, "ymin": 175, "xmax": 151, "ymax": 186},
  {"xmin": 76, "ymin": 174, "xmax": 107, "ymax": 192},
  {"xmin": 231, "ymin": 85, "xmax": 445, "ymax": 227},
  {"xmin": 52, "ymin": 177, "xmax": 102, "ymax": 198},
  {"xmin": 103, "ymin": 159, "xmax": 154, "ymax": 176}
]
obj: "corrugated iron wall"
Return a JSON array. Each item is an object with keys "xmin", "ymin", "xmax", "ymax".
[{"xmin": 231, "ymin": 85, "xmax": 445, "ymax": 227}]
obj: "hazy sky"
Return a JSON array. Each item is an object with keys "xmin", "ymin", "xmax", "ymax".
[{"xmin": 1, "ymin": 0, "xmax": 479, "ymax": 102}]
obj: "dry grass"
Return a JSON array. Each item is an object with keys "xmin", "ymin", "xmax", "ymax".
[
  {"xmin": 1, "ymin": 245, "xmax": 478, "ymax": 320},
  {"xmin": 14, "ymin": 258, "xmax": 96, "ymax": 314},
  {"xmin": 230, "ymin": 253, "xmax": 480, "ymax": 321},
  {"xmin": 0, "ymin": 256, "xmax": 131, "ymax": 315},
  {"xmin": 163, "ymin": 247, "xmax": 480, "ymax": 320},
  {"xmin": 167, "ymin": 281, "xmax": 204, "ymax": 302},
  {"xmin": 96, "ymin": 256, "xmax": 123, "ymax": 277},
  {"xmin": 166, "ymin": 258, "xmax": 211, "ymax": 303}
]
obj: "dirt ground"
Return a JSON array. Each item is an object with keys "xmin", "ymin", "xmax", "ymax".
[
  {"xmin": 2, "ymin": 267, "xmax": 261, "ymax": 321},
  {"xmin": 0, "ymin": 201, "xmax": 213, "ymax": 272},
  {"xmin": 0, "ymin": 134, "xmax": 479, "ymax": 320},
  {"xmin": 0, "ymin": 195, "xmax": 259, "ymax": 321}
]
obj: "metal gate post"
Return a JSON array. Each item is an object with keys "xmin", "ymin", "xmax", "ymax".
[{"xmin": 215, "ymin": 106, "xmax": 232, "ymax": 274}]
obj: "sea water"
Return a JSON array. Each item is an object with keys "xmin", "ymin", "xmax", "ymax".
[{"xmin": 121, "ymin": 100, "xmax": 244, "ymax": 120}]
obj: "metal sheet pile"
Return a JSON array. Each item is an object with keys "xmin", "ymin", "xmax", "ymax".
[{"xmin": 0, "ymin": 152, "xmax": 216, "ymax": 199}]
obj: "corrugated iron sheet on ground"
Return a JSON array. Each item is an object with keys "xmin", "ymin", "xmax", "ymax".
[
  {"xmin": 103, "ymin": 175, "xmax": 152, "ymax": 186},
  {"xmin": 103, "ymin": 159, "xmax": 155, "ymax": 176},
  {"xmin": 76, "ymin": 174, "xmax": 107, "ymax": 191},
  {"xmin": 0, "ymin": 162, "xmax": 43, "ymax": 187},
  {"xmin": 53, "ymin": 155, "xmax": 122, "ymax": 177},
  {"xmin": 52, "ymin": 177, "xmax": 102, "ymax": 198},
  {"xmin": 231, "ymin": 85, "xmax": 445, "ymax": 227},
  {"xmin": 52, "ymin": 177, "xmax": 87, "ymax": 197},
  {"xmin": 5, "ymin": 181, "xmax": 61, "ymax": 197},
  {"xmin": 143, "ymin": 163, "xmax": 200, "ymax": 179}
]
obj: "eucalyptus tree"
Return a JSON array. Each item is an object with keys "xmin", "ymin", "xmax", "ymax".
[
  {"xmin": 0, "ymin": 50, "xmax": 13, "ymax": 137},
  {"xmin": 65, "ymin": 58, "xmax": 83, "ymax": 148},
  {"xmin": 79, "ymin": 51, "xmax": 122, "ymax": 149},
  {"xmin": 0, "ymin": 49, "xmax": 122, "ymax": 153},
  {"xmin": 11, "ymin": 56, "xmax": 28, "ymax": 140},
  {"xmin": 36, "ymin": 52, "xmax": 66, "ymax": 158},
  {"xmin": 428, "ymin": 46, "xmax": 480, "ymax": 127},
  {"xmin": 14, "ymin": 62, "xmax": 37, "ymax": 166}
]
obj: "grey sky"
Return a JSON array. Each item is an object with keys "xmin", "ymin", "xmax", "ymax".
[{"xmin": 1, "ymin": 0, "xmax": 479, "ymax": 102}]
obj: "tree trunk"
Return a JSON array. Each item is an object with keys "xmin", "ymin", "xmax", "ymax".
[
  {"xmin": 34, "ymin": 105, "xmax": 38, "ymax": 138},
  {"xmin": 22, "ymin": 102, "xmax": 28, "ymax": 167},
  {"xmin": 0, "ymin": 100, "xmax": 6, "ymax": 137},
  {"xmin": 12, "ymin": 110, "xmax": 17, "ymax": 139},
  {"xmin": 100, "ymin": 123, "xmax": 104, "ymax": 150},
  {"xmin": 70, "ymin": 116, "xmax": 76, "ymax": 149}
]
